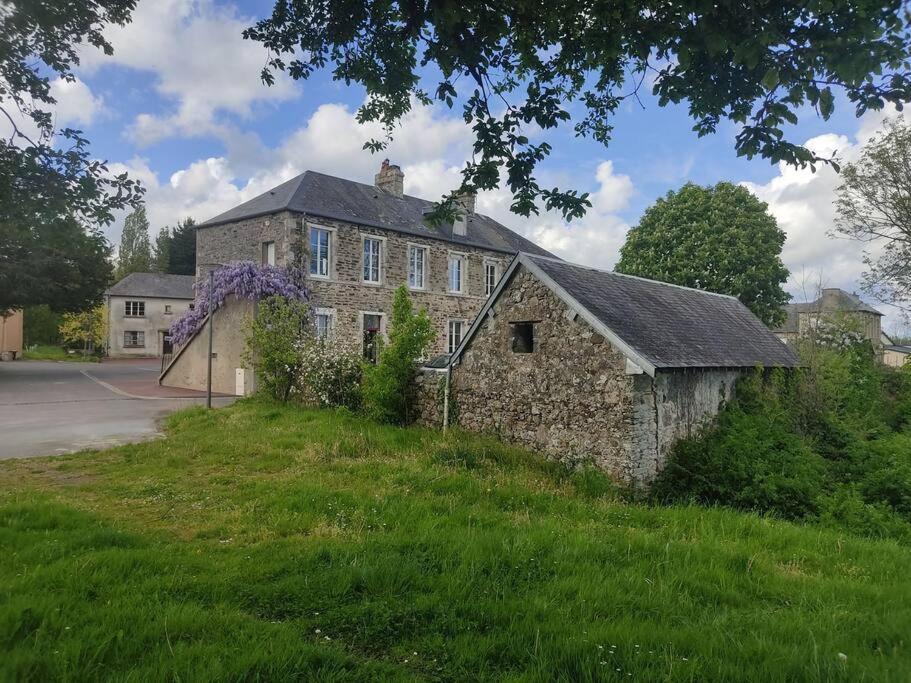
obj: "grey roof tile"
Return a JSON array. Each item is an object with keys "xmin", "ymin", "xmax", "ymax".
[
  {"xmin": 528, "ymin": 255, "xmax": 799, "ymax": 369},
  {"xmin": 200, "ymin": 170, "xmax": 553, "ymax": 257},
  {"xmin": 105, "ymin": 272, "xmax": 196, "ymax": 299}
]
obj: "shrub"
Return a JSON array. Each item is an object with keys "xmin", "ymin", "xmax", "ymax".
[
  {"xmin": 244, "ymin": 296, "xmax": 311, "ymax": 402},
  {"xmin": 654, "ymin": 343, "xmax": 911, "ymax": 541},
  {"xmin": 652, "ymin": 393, "xmax": 826, "ymax": 520},
  {"xmin": 298, "ymin": 338, "xmax": 363, "ymax": 410},
  {"xmin": 58, "ymin": 306, "xmax": 106, "ymax": 355},
  {"xmin": 362, "ymin": 286, "xmax": 436, "ymax": 425}
]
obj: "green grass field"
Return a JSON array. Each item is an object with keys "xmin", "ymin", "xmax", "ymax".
[
  {"xmin": 20, "ymin": 344, "xmax": 99, "ymax": 362},
  {"xmin": 1, "ymin": 400, "xmax": 909, "ymax": 681}
]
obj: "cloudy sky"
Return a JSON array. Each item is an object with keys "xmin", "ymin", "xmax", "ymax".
[{"xmin": 36, "ymin": 0, "xmax": 909, "ymax": 333}]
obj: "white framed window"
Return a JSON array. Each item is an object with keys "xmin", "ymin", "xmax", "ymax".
[
  {"xmin": 447, "ymin": 320, "xmax": 465, "ymax": 354},
  {"xmin": 484, "ymin": 260, "xmax": 499, "ymax": 297},
  {"xmin": 408, "ymin": 244, "xmax": 427, "ymax": 290},
  {"xmin": 125, "ymin": 301, "xmax": 145, "ymax": 317},
  {"xmin": 309, "ymin": 226, "xmax": 331, "ymax": 278},
  {"xmin": 262, "ymin": 241, "xmax": 276, "ymax": 266},
  {"xmin": 448, "ymin": 253, "xmax": 466, "ymax": 294},
  {"xmin": 314, "ymin": 308, "xmax": 335, "ymax": 340},
  {"xmin": 123, "ymin": 330, "xmax": 145, "ymax": 348},
  {"xmin": 362, "ymin": 236, "xmax": 382, "ymax": 283}
]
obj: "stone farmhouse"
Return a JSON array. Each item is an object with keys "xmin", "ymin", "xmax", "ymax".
[
  {"xmin": 196, "ymin": 162, "xmax": 551, "ymax": 359},
  {"xmin": 161, "ymin": 162, "xmax": 551, "ymax": 393},
  {"xmin": 105, "ymin": 273, "xmax": 195, "ymax": 358},
  {"xmin": 415, "ymin": 253, "xmax": 799, "ymax": 485}
]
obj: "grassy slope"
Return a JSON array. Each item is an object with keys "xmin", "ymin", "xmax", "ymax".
[
  {"xmin": 0, "ymin": 400, "xmax": 909, "ymax": 681},
  {"xmin": 20, "ymin": 345, "xmax": 99, "ymax": 362}
]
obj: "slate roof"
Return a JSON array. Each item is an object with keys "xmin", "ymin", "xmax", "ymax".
[
  {"xmin": 774, "ymin": 288, "xmax": 882, "ymax": 334},
  {"xmin": 199, "ymin": 170, "xmax": 553, "ymax": 257},
  {"xmin": 452, "ymin": 254, "xmax": 799, "ymax": 374},
  {"xmin": 885, "ymin": 345, "xmax": 911, "ymax": 355},
  {"xmin": 105, "ymin": 272, "xmax": 196, "ymax": 300}
]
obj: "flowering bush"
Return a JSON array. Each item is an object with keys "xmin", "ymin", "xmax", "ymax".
[
  {"xmin": 243, "ymin": 295, "xmax": 312, "ymax": 402},
  {"xmin": 297, "ymin": 337, "xmax": 363, "ymax": 410},
  {"xmin": 169, "ymin": 262, "xmax": 309, "ymax": 346}
]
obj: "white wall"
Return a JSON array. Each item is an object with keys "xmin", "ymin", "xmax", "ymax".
[{"xmin": 107, "ymin": 295, "xmax": 193, "ymax": 357}]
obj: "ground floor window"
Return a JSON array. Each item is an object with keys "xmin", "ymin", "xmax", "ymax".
[
  {"xmin": 124, "ymin": 330, "xmax": 145, "ymax": 348},
  {"xmin": 362, "ymin": 313, "xmax": 383, "ymax": 363},
  {"xmin": 315, "ymin": 308, "xmax": 335, "ymax": 340},
  {"xmin": 448, "ymin": 320, "xmax": 464, "ymax": 354}
]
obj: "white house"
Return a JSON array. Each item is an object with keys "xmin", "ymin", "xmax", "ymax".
[{"xmin": 105, "ymin": 273, "xmax": 195, "ymax": 358}]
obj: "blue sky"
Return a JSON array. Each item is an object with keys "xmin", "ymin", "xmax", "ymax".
[{"xmin": 42, "ymin": 0, "xmax": 907, "ymax": 333}]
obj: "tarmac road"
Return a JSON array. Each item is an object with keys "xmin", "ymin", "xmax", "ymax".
[{"xmin": 0, "ymin": 358, "xmax": 234, "ymax": 459}]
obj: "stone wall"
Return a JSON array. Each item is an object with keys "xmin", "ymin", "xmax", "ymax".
[
  {"xmin": 627, "ymin": 369, "xmax": 739, "ymax": 483},
  {"xmin": 450, "ymin": 268, "xmax": 638, "ymax": 478},
  {"xmin": 411, "ymin": 367, "xmax": 446, "ymax": 428},
  {"xmin": 195, "ymin": 211, "xmax": 298, "ymax": 274},
  {"xmin": 449, "ymin": 266, "xmax": 742, "ymax": 485},
  {"xmin": 196, "ymin": 210, "xmax": 511, "ymax": 357}
]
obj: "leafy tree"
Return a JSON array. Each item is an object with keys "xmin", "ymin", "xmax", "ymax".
[
  {"xmin": 834, "ymin": 117, "xmax": 911, "ymax": 316},
  {"xmin": 116, "ymin": 207, "xmax": 152, "ymax": 279},
  {"xmin": 23, "ymin": 305, "xmax": 62, "ymax": 346},
  {"xmin": 243, "ymin": 295, "xmax": 311, "ymax": 402},
  {"xmin": 616, "ymin": 182, "xmax": 790, "ymax": 326},
  {"xmin": 1, "ymin": 214, "xmax": 113, "ymax": 313},
  {"xmin": 0, "ymin": 1, "xmax": 143, "ymax": 312},
  {"xmin": 58, "ymin": 305, "xmax": 107, "ymax": 355},
  {"xmin": 168, "ymin": 217, "xmax": 197, "ymax": 275},
  {"xmin": 152, "ymin": 227, "xmax": 172, "ymax": 273},
  {"xmin": 246, "ymin": 0, "xmax": 911, "ymax": 221},
  {"xmin": 362, "ymin": 286, "xmax": 436, "ymax": 424}
]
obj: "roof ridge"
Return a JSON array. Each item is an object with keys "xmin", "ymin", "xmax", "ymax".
[{"xmin": 522, "ymin": 252, "xmax": 740, "ymax": 302}]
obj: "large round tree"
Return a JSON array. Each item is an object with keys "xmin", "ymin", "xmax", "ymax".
[{"xmin": 615, "ymin": 182, "xmax": 789, "ymax": 327}]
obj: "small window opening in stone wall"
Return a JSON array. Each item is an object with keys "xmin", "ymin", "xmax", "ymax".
[{"xmin": 511, "ymin": 321, "xmax": 535, "ymax": 353}]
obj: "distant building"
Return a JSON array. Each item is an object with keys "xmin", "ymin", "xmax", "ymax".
[
  {"xmin": 772, "ymin": 288, "xmax": 884, "ymax": 351},
  {"xmin": 105, "ymin": 273, "xmax": 195, "ymax": 358},
  {"xmin": 0, "ymin": 310, "xmax": 23, "ymax": 360},
  {"xmin": 882, "ymin": 332, "xmax": 911, "ymax": 367}
]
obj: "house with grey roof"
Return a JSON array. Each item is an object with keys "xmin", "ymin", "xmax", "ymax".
[
  {"xmin": 105, "ymin": 272, "xmax": 195, "ymax": 358},
  {"xmin": 420, "ymin": 253, "xmax": 798, "ymax": 485},
  {"xmin": 772, "ymin": 288, "xmax": 884, "ymax": 353},
  {"xmin": 164, "ymin": 161, "xmax": 554, "ymax": 394}
]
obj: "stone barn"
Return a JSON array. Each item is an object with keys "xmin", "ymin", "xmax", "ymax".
[{"xmin": 444, "ymin": 253, "xmax": 799, "ymax": 485}]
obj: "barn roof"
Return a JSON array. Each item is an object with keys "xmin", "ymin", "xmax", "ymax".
[
  {"xmin": 451, "ymin": 254, "xmax": 799, "ymax": 376},
  {"xmin": 198, "ymin": 170, "xmax": 553, "ymax": 257},
  {"xmin": 105, "ymin": 273, "xmax": 196, "ymax": 300}
]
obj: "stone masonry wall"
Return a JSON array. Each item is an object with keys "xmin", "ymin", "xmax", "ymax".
[
  {"xmin": 451, "ymin": 268, "xmax": 639, "ymax": 479},
  {"xmin": 411, "ymin": 367, "xmax": 446, "ymax": 428},
  {"xmin": 196, "ymin": 211, "xmax": 511, "ymax": 357},
  {"xmin": 627, "ymin": 369, "xmax": 740, "ymax": 483}
]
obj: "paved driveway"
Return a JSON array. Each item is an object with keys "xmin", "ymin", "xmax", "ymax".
[{"xmin": 0, "ymin": 359, "xmax": 234, "ymax": 459}]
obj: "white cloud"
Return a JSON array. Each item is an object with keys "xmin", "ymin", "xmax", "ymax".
[
  {"xmin": 108, "ymin": 96, "xmax": 633, "ymax": 277},
  {"xmin": 741, "ymin": 110, "xmax": 909, "ymax": 328},
  {"xmin": 49, "ymin": 77, "xmax": 105, "ymax": 127},
  {"xmin": 80, "ymin": 0, "xmax": 297, "ymax": 146}
]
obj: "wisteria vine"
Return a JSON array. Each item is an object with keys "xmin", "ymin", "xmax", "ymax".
[{"xmin": 168, "ymin": 262, "xmax": 310, "ymax": 347}]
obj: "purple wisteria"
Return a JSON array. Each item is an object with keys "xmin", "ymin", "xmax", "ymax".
[{"xmin": 169, "ymin": 262, "xmax": 310, "ymax": 346}]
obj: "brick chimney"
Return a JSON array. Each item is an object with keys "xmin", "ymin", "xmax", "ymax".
[{"xmin": 374, "ymin": 159, "xmax": 404, "ymax": 197}]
